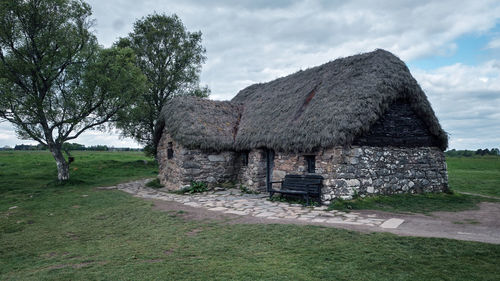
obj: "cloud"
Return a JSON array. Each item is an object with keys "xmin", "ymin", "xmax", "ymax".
[
  {"xmin": 412, "ymin": 60, "xmax": 500, "ymax": 149},
  {"xmin": 87, "ymin": 0, "xmax": 500, "ymax": 99},
  {"xmin": 0, "ymin": 122, "xmax": 141, "ymax": 148},
  {"xmin": 2, "ymin": 0, "xmax": 500, "ymax": 149},
  {"xmin": 0, "ymin": 123, "xmax": 37, "ymax": 146},
  {"xmin": 486, "ymin": 37, "xmax": 500, "ymax": 49}
]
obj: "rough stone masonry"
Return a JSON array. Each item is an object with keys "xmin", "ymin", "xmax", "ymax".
[{"xmin": 273, "ymin": 146, "xmax": 448, "ymax": 205}]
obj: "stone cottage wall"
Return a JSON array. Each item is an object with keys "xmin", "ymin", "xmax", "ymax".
[
  {"xmin": 273, "ymin": 146, "xmax": 448, "ymax": 205},
  {"xmin": 158, "ymin": 128, "xmax": 448, "ymax": 202},
  {"xmin": 238, "ymin": 149, "xmax": 267, "ymax": 192},
  {"xmin": 157, "ymin": 131, "xmax": 240, "ymax": 190}
]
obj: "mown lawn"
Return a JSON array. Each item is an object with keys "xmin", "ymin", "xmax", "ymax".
[
  {"xmin": 447, "ymin": 156, "xmax": 500, "ymax": 197},
  {"xmin": 1, "ymin": 151, "xmax": 499, "ymax": 280}
]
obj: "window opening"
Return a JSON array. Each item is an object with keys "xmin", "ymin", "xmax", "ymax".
[
  {"xmin": 304, "ymin": 155, "xmax": 315, "ymax": 173},
  {"xmin": 241, "ymin": 151, "xmax": 249, "ymax": 166},
  {"xmin": 167, "ymin": 142, "xmax": 174, "ymax": 159}
]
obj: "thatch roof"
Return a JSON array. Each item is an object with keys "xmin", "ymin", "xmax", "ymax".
[
  {"xmin": 157, "ymin": 49, "xmax": 448, "ymax": 152},
  {"xmin": 156, "ymin": 97, "xmax": 242, "ymax": 151}
]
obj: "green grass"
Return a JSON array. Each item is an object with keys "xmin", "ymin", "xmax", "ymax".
[
  {"xmin": 1, "ymin": 151, "xmax": 500, "ymax": 280},
  {"xmin": 145, "ymin": 178, "xmax": 164, "ymax": 188},
  {"xmin": 447, "ymin": 156, "xmax": 500, "ymax": 197},
  {"xmin": 0, "ymin": 150, "xmax": 156, "ymax": 190},
  {"xmin": 328, "ymin": 192, "xmax": 499, "ymax": 214}
]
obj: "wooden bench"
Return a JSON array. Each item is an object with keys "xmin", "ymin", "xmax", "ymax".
[{"xmin": 269, "ymin": 174, "xmax": 323, "ymax": 205}]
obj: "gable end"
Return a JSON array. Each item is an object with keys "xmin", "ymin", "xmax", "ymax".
[{"xmin": 353, "ymin": 100, "xmax": 441, "ymax": 148}]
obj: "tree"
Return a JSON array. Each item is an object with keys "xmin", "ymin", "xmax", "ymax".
[
  {"xmin": 0, "ymin": 0, "xmax": 145, "ymax": 180},
  {"xmin": 115, "ymin": 13, "xmax": 209, "ymax": 157}
]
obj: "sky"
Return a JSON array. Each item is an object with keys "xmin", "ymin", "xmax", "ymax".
[{"xmin": 1, "ymin": 0, "xmax": 499, "ymax": 150}]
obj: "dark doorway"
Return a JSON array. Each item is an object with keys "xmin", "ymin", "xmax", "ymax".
[
  {"xmin": 304, "ymin": 155, "xmax": 316, "ymax": 173},
  {"xmin": 265, "ymin": 148, "xmax": 275, "ymax": 192},
  {"xmin": 167, "ymin": 142, "xmax": 174, "ymax": 159}
]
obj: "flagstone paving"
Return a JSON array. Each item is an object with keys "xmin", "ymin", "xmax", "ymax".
[{"xmin": 100, "ymin": 179, "xmax": 398, "ymax": 228}]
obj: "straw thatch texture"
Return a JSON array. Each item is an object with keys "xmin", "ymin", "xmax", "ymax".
[
  {"xmin": 156, "ymin": 97, "xmax": 243, "ymax": 151},
  {"xmin": 232, "ymin": 49, "xmax": 447, "ymax": 151},
  {"xmin": 158, "ymin": 49, "xmax": 448, "ymax": 152}
]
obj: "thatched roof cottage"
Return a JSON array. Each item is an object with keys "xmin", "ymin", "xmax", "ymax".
[{"xmin": 155, "ymin": 49, "xmax": 448, "ymax": 204}]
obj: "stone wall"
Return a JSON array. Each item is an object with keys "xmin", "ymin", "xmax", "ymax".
[
  {"xmin": 157, "ymin": 131, "xmax": 240, "ymax": 190},
  {"xmin": 159, "ymin": 129, "xmax": 448, "ymax": 202},
  {"xmin": 238, "ymin": 149, "xmax": 267, "ymax": 192},
  {"xmin": 273, "ymin": 146, "xmax": 448, "ymax": 204}
]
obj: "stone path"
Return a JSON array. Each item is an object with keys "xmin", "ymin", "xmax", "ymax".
[{"xmin": 99, "ymin": 179, "xmax": 402, "ymax": 228}]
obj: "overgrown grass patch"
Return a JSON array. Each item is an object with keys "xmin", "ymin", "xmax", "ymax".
[
  {"xmin": 328, "ymin": 192, "xmax": 499, "ymax": 214},
  {"xmin": 172, "ymin": 181, "xmax": 210, "ymax": 194},
  {"xmin": 145, "ymin": 178, "xmax": 164, "ymax": 188}
]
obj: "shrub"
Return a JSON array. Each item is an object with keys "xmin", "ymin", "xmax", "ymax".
[
  {"xmin": 239, "ymin": 184, "xmax": 259, "ymax": 194},
  {"xmin": 175, "ymin": 181, "xmax": 209, "ymax": 194},
  {"xmin": 146, "ymin": 178, "xmax": 164, "ymax": 188}
]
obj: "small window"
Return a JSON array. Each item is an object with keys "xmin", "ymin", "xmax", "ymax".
[
  {"xmin": 167, "ymin": 142, "xmax": 174, "ymax": 159},
  {"xmin": 241, "ymin": 151, "xmax": 249, "ymax": 166},
  {"xmin": 304, "ymin": 155, "xmax": 315, "ymax": 173}
]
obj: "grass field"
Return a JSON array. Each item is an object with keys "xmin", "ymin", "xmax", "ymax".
[
  {"xmin": 447, "ymin": 156, "xmax": 500, "ymax": 197},
  {"xmin": 1, "ymin": 151, "xmax": 499, "ymax": 280}
]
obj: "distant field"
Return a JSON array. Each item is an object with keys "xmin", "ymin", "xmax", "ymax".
[
  {"xmin": 1, "ymin": 151, "xmax": 499, "ymax": 280},
  {"xmin": 447, "ymin": 156, "xmax": 500, "ymax": 197},
  {"xmin": 0, "ymin": 150, "xmax": 156, "ymax": 191}
]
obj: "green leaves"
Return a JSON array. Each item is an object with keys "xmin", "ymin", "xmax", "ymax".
[
  {"xmin": 114, "ymin": 13, "xmax": 209, "ymax": 156},
  {"xmin": 0, "ymin": 0, "xmax": 146, "ymax": 180}
]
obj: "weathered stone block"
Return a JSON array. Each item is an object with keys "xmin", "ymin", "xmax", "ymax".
[
  {"xmin": 182, "ymin": 161, "xmax": 200, "ymax": 169},
  {"xmin": 208, "ymin": 155, "xmax": 225, "ymax": 162},
  {"xmin": 361, "ymin": 178, "xmax": 373, "ymax": 186},
  {"xmin": 353, "ymin": 147, "xmax": 363, "ymax": 157},
  {"xmin": 346, "ymin": 179, "xmax": 360, "ymax": 187},
  {"xmin": 273, "ymin": 170, "xmax": 286, "ymax": 180}
]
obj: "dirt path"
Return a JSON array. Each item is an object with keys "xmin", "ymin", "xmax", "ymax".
[
  {"xmin": 355, "ymin": 202, "xmax": 500, "ymax": 244},
  {"xmin": 150, "ymin": 199, "xmax": 500, "ymax": 244},
  {"xmin": 100, "ymin": 179, "xmax": 500, "ymax": 244},
  {"xmin": 456, "ymin": 191, "xmax": 500, "ymax": 200}
]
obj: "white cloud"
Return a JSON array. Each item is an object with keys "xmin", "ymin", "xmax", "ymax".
[
  {"xmin": 0, "ymin": 122, "xmax": 141, "ymax": 148},
  {"xmin": 486, "ymin": 37, "xmax": 500, "ymax": 49},
  {"xmin": 412, "ymin": 60, "xmax": 500, "ymax": 150},
  {"xmin": 413, "ymin": 60, "xmax": 500, "ymax": 96}
]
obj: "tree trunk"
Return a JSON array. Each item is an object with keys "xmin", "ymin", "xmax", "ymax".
[{"xmin": 50, "ymin": 147, "xmax": 69, "ymax": 181}]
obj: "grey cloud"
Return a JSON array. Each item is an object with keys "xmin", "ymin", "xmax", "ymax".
[
  {"xmin": 112, "ymin": 19, "xmax": 125, "ymax": 31},
  {"xmin": 2, "ymin": 0, "xmax": 499, "ymax": 149}
]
